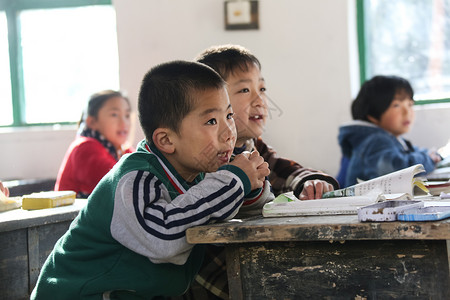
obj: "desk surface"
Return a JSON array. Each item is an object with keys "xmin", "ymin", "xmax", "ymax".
[
  {"xmin": 0, "ymin": 199, "xmax": 87, "ymax": 233},
  {"xmin": 186, "ymin": 214, "xmax": 450, "ymax": 244}
]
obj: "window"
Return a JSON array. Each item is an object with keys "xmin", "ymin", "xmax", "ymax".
[
  {"xmin": 0, "ymin": 11, "xmax": 13, "ymax": 126},
  {"xmin": 358, "ymin": 0, "xmax": 450, "ymax": 104},
  {"xmin": 0, "ymin": 0, "xmax": 119, "ymax": 127}
]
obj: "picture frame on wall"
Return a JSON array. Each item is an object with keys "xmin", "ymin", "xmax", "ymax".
[{"xmin": 224, "ymin": 0, "xmax": 259, "ymax": 30}]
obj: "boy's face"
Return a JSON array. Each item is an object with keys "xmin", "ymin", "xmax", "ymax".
[
  {"xmin": 169, "ymin": 87, "xmax": 237, "ymax": 180},
  {"xmin": 87, "ymin": 96, "xmax": 131, "ymax": 149},
  {"xmin": 225, "ymin": 63, "xmax": 268, "ymax": 147},
  {"xmin": 372, "ymin": 91, "xmax": 415, "ymax": 137}
]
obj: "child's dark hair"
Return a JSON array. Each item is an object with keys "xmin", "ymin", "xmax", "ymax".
[
  {"xmin": 79, "ymin": 90, "xmax": 129, "ymax": 127},
  {"xmin": 138, "ymin": 60, "xmax": 226, "ymax": 143},
  {"xmin": 195, "ymin": 44, "xmax": 261, "ymax": 80},
  {"xmin": 351, "ymin": 75, "xmax": 414, "ymax": 121}
]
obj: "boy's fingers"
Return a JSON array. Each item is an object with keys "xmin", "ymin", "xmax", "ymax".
[
  {"xmin": 309, "ymin": 180, "xmax": 334, "ymax": 199},
  {"xmin": 250, "ymin": 150, "xmax": 260, "ymax": 157},
  {"xmin": 241, "ymin": 151, "xmax": 251, "ymax": 158},
  {"xmin": 256, "ymin": 178, "xmax": 264, "ymax": 188},
  {"xmin": 248, "ymin": 150, "xmax": 263, "ymax": 162},
  {"xmin": 299, "ymin": 182, "xmax": 313, "ymax": 200},
  {"xmin": 299, "ymin": 180, "xmax": 328, "ymax": 200},
  {"xmin": 324, "ymin": 183, "xmax": 334, "ymax": 193},
  {"xmin": 314, "ymin": 181, "xmax": 323, "ymax": 199}
]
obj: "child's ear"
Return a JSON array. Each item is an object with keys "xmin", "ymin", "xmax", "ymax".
[
  {"xmin": 367, "ymin": 115, "xmax": 380, "ymax": 125},
  {"xmin": 85, "ymin": 115, "xmax": 96, "ymax": 129},
  {"xmin": 152, "ymin": 128, "xmax": 175, "ymax": 154}
]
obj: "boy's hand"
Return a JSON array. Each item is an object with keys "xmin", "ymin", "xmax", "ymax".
[
  {"xmin": 299, "ymin": 180, "xmax": 334, "ymax": 200},
  {"xmin": 230, "ymin": 151, "xmax": 269, "ymax": 191}
]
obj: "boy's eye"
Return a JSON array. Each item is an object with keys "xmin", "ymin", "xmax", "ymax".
[
  {"xmin": 206, "ymin": 118, "xmax": 217, "ymax": 125},
  {"xmin": 239, "ymin": 88, "xmax": 250, "ymax": 93},
  {"xmin": 260, "ymin": 87, "xmax": 266, "ymax": 93},
  {"xmin": 227, "ymin": 112, "xmax": 234, "ymax": 120}
]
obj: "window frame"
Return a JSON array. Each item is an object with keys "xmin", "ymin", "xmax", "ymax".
[
  {"xmin": 356, "ymin": 0, "xmax": 450, "ymax": 105},
  {"xmin": 0, "ymin": 0, "xmax": 112, "ymax": 127}
]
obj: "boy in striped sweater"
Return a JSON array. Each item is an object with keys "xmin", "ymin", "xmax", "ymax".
[{"xmin": 31, "ymin": 60, "xmax": 272, "ymax": 299}]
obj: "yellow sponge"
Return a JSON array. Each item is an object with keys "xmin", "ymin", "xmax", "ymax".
[{"xmin": 22, "ymin": 191, "xmax": 76, "ymax": 210}]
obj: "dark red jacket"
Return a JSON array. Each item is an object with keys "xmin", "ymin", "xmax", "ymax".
[{"xmin": 55, "ymin": 137, "xmax": 133, "ymax": 197}]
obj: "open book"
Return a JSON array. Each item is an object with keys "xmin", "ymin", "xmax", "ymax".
[
  {"xmin": 262, "ymin": 191, "xmax": 411, "ymax": 217},
  {"xmin": 262, "ymin": 164, "xmax": 427, "ymax": 218},
  {"xmin": 322, "ymin": 164, "xmax": 428, "ymax": 198}
]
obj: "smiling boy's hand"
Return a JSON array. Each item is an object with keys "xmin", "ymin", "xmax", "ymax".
[
  {"xmin": 230, "ymin": 151, "xmax": 269, "ymax": 191},
  {"xmin": 299, "ymin": 179, "xmax": 334, "ymax": 200}
]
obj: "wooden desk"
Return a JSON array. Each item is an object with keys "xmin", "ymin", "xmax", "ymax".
[
  {"xmin": 0, "ymin": 199, "xmax": 87, "ymax": 300},
  {"xmin": 187, "ymin": 215, "xmax": 450, "ymax": 299}
]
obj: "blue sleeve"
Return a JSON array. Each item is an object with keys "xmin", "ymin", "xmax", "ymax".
[{"xmin": 362, "ymin": 134, "xmax": 435, "ymax": 176}]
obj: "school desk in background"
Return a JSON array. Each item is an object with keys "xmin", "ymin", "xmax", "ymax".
[{"xmin": 0, "ymin": 190, "xmax": 85, "ymax": 299}]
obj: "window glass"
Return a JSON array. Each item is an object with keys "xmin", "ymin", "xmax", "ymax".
[
  {"xmin": 20, "ymin": 5, "xmax": 119, "ymax": 124},
  {"xmin": 364, "ymin": 0, "xmax": 450, "ymax": 101},
  {"xmin": 0, "ymin": 12, "xmax": 13, "ymax": 126}
]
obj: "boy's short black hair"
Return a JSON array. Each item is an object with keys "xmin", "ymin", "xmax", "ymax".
[
  {"xmin": 138, "ymin": 60, "xmax": 226, "ymax": 143},
  {"xmin": 195, "ymin": 44, "xmax": 261, "ymax": 80},
  {"xmin": 351, "ymin": 75, "xmax": 414, "ymax": 121}
]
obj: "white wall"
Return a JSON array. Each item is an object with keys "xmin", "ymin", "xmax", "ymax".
[
  {"xmin": 0, "ymin": 0, "xmax": 448, "ymax": 181},
  {"xmin": 113, "ymin": 0, "xmax": 355, "ymax": 176}
]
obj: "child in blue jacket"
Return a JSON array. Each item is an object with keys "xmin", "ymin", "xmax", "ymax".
[{"xmin": 337, "ymin": 75, "xmax": 441, "ymax": 187}]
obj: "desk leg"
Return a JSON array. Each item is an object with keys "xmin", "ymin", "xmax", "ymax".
[
  {"xmin": 447, "ymin": 240, "xmax": 450, "ymax": 274},
  {"xmin": 27, "ymin": 227, "xmax": 40, "ymax": 294},
  {"xmin": 225, "ymin": 245, "xmax": 243, "ymax": 300}
]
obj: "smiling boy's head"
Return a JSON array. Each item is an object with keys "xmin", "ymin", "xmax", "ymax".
[
  {"xmin": 138, "ymin": 60, "xmax": 237, "ymax": 179},
  {"xmin": 195, "ymin": 44, "xmax": 261, "ymax": 81},
  {"xmin": 196, "ymin": 45, "xmax": 268, "ymax": 147}
]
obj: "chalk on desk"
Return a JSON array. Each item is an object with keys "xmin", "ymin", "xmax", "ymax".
[{"xmin": 22, "ymin": 191, "xmax": 76, "ymax": 210}]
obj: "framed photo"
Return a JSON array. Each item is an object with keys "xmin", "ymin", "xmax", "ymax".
[{"xmin": 224, "ymin": 1, "xmax": 259, "ymax": 30}]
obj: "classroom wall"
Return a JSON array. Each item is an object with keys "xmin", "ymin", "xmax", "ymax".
[
  {"xmin": 113, "ymin": 0, "xmax": 357, "ymax": 176},
  {"xmin": 0, "ymin": 0, "xmax": 449, "ymax": 181}
]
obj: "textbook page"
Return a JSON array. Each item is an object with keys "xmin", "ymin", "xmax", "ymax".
[
  {"xmin": 262, "ymin": 191, "xmax": 383, "ymax": 217},
  {"xmin": 323, "ymin": 164, "xmax": 427, "ymax": 199}
]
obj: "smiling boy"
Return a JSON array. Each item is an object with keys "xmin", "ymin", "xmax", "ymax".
[
  {"xmin": 197, "ymin": 44, "xmax": 339, "ymax": 200},
  {"xmin": 31, "ymin": 61, "xmax": 271, "ymax": 299},
  {"xmin": 186, "ymin": 44, "xmax": 340, "ymax": 300}
]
